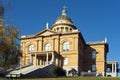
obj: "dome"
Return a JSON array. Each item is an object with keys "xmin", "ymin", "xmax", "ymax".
[
  {"xmin": 51, "ymin": 8, "xmax": 77, "ymax": 33},
  {"xmin": 56, "ymin": 15, "xmax": 73, "ymax": 23}
]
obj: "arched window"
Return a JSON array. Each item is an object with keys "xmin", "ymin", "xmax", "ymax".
[
  {"xmin": 45, "ymin": 43, "xmax": 51, "ymax": 51},
  {"xmin": 70, "ymin": 28, "xmax": 72, "ymax": 32},
  {"xmin": 92, "ymin": 51, "xmax": 96, "ymax": 59},
  {"xmin": 57, "ymin": 27, "xmax": 59, "ymax": 32},
  {"xmin": 63, "ymin": 42, "xmax": 69, "ymax": 51},
  {"xmin": 28, "ymin": 44, "xmax": 34, "ymax": 52},
  {"xmin": 65, "ymin": 27, "xmax": 68, "ymax": 32}
]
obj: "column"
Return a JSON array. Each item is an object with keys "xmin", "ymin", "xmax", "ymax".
[
  {"xmin": 39, "ymin": 59, "xmax": 41, "ymax": 65},
  {"xmin": 37, "ymin": 57, "xmax": 38, "ymax": 66},
  {"xmin": 35, "ymin": 53, "xmax": 37, "ymax": 66},
  {"xmin": 52, "ymin": 52, "xmax": 54, "ymax": 64},
  {"xmin": 68, "ymin": 27, "xmax": 70, "ymax": 32},
  {"xmin": 29, "ymin": 54, "xmax": 32, "ymax": 64},
  {"xmin": 112, "ymin": 63, "xmax": 114, "ymax": 73},
  {"xmin": 46, "ymin": 53, "xmax": 48, "ymax": 65},
  {"xmin": 64, "ymin": 27, "xmax": 65, "ymax": 32},
  {"xmin": 56, "ymin": 58, "xmax": 58, "ymax": 65},
  {"xmin": 59, "ymin": 27, "xmax": 61, "ymax": 32},
  {"xmin": 115, "ymin": 63, "xmax": 116, "ymax": 73},
  {"xmin": 24, "ymin": 54, "xmax": 26, "ymax": 65}
]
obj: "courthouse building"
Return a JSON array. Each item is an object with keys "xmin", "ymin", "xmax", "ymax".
[{"xmin": 20, "ymin": 8, "xmax": 117, "ymax": 77}]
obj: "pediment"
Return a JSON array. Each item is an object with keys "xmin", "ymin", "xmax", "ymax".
[{"xmin": 35, "ymin": 29, "xmax": 57, "ymax": 36}]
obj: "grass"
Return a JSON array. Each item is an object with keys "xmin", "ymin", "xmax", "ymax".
[{"xmin": 0, "ymin": 77, "xmax": 120, "ymax": 80}]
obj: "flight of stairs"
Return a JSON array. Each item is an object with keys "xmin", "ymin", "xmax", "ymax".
[{"xmin": 5, "ymin": 64, "xmax": 56, "ymax": 78}]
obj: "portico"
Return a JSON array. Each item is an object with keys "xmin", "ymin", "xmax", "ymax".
[
  {"xmin": 29, "ymin": 51, "xmax": 62, "ymax": 66},
  {"xmin": 106, "ymin": 62, "xmax": 118, "ymax": 77}
]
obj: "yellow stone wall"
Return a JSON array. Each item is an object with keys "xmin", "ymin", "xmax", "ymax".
[
  {"xmin": 20, "ymin": 31, "xmax": 108, "ymax": 75},
  {"xmin": 90, "ymin": 44, "xmax": 107, "ymax": 73},
  {"xmin": 84, "ymin": 43, "xmax": 108, "ymax": 73},
  {"xmin": 20, "ymin": 32, "xmax": 83, "ymax": 67}
]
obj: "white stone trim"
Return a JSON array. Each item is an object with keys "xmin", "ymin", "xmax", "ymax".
[{"xmin": 63, "ymin": 66, "xmax": 78, "ymax": 76}]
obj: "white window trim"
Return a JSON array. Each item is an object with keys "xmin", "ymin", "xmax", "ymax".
[
  {"xmin": 64, "ymin": 57, "xmax": 68, "ymax": 65},
  {"xmin": 63, "ymin": 42, "xmax": 69, "ymax": 51},
  {"xmin": 45, "ymin": 43, "xmax": 51, "ymax": 51},
  {"xmin": 28, "ymin": 45, "xmax": 34, "ymax": 52}
]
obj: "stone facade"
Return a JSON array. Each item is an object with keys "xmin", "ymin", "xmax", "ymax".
[{"xmin": 20, "ymin": 8, "xmax": 109, "ymax": 76}]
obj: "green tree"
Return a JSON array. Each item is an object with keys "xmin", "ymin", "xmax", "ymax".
[{"xmin": 0, "ymin": 25, "xmax": 22, "ymax": 67}]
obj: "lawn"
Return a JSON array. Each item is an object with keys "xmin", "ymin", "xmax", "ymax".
[{"xmin": 0, "ymin": 77, "xmax": 120, "ymax": 80}]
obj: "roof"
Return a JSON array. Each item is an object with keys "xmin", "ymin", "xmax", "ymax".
[
  {"xmin": 107, "ymin": 61, "xmax": 118, "ymax": 64},
  {"xmin": 56, "ymin": 15, "xmax": 73, "ymax": 23},
  {"xmin": 87, "ymin": 41, "xmax": 107, "ymax": 45},
  {"xmin": 87, "ymin": 40, "xmax": 109, "ymax": 53},
  {"xmin": 20, "ymin": 29, "xmax": 58, "ymax": 39},
  {"xmin": 51, "ymin": 8, "xmax": 77, "ymax": 29}
]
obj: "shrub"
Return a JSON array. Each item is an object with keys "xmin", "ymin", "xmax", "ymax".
[{"xmin": 51, "ymin": 66, "xmax": 66, "ymax": 77}]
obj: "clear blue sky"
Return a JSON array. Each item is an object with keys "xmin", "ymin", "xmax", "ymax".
[{"xmin": 3, "ymin": 0, "xmax": 120, "ymax": 70}]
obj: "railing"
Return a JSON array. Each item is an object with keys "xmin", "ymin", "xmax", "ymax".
[
  {"xmin": 106, "ymin": 72, "xmax": 117, "ymax": 77},
  {"xmin": 6, "ymin": 74, "xmax": 21, "ymax": 78},
  {"xmin": 15, "ymin": 64, "xmax": 33, "ymax": 70},
  {"xmin": 81, "ymin": 72, "xmax": 96, "ymax": 76}
]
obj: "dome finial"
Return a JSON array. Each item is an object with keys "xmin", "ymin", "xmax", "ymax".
[
  {"xmin": 62, "ymin": 6, "xmax": 67, "ymax": 16},
  {"xmin": 46, "ymin": 22, "xmax": 49, "ymax": 29}
]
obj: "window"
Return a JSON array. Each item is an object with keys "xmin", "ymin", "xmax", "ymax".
[
  {"xmin": 45, "ymin": 43, "xmax": 51, "ymax": 51},
  {"xmin": 70, "ymin": 28, "xmax": 72, "ymax": 31},
  {"xmin": 63, "ymin": 42, "xmax": 69, "ymax": 51},
  {"xmin": 64, "ymin": 57, "xmax": 68, "ymax": 65},
  {"xmin": 107, "ymin": 68, "xmax": 112, "ymax": 72},
  {"xmin": 0, "ymin": 56, "xmax": 4, "ymax": 62},
  {"xmin": 65, "ymin": 27, "xmax": 68, "ymax": 32},
  {"xmin": 92, "ymin": 51, "xmax": 96, "ymax": 59},
  {"xmin": 28, "ymin": 45, "xmax": 34, "ymax": 52},
  {"xmin": 92, "ymin": 64, "xmax": 96, "ymax": 71},
  {"xmin": 57, "ymin": 27, "xmax": 59, "ymax": 32}
]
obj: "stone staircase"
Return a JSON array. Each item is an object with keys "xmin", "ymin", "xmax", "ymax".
[{"xmin": 5, "ymin": 64, "xmax": 56, "ymax": 78}]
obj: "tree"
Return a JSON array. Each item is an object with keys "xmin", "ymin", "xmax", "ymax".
[{"xmin": 0, "ymin": 24, "xmax": 22, "ymax": 67}]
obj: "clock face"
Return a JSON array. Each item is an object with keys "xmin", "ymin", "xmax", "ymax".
[{"xmin": 28, "ymin": 45, "xmax": 34, "ymax": 52}]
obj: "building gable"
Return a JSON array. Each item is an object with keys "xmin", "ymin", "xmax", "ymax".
[{"xmin": 35, "ymin": 29, "xmax": 57, "ymax": 37}]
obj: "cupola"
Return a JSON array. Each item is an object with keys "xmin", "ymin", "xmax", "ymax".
[{"xmin": 51, "ymin": 7, "xmax": 77, "ymax": 33}]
